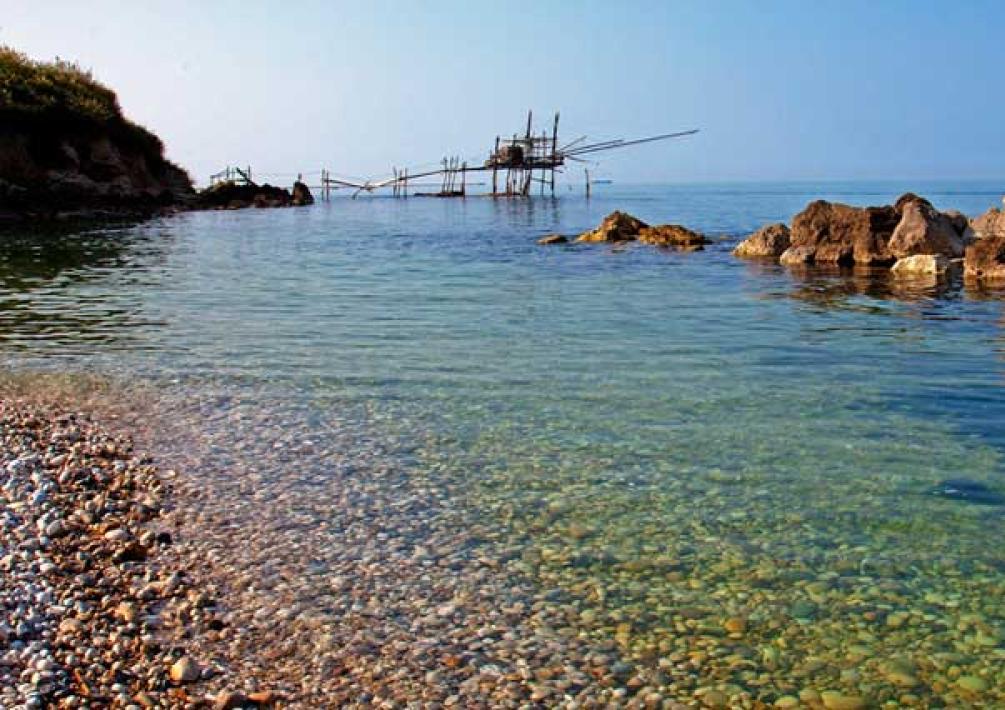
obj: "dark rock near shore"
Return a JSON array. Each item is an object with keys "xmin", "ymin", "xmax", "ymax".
[
  {"xmin": 197, "ymin": 180, "xmax": 316, "ymax": 210},
  {"xmin": 198, "ymin": 182, "xmax": 294, "ymax": 210},
  {"xmin": 538, "ymin": 234, "xmax": 568, "ymax": 245},
  {"xmin": 0, "ymin": 128, "xmax": 194, "ymax": 221},
  {"xmin": 291, "ymin": 180, "xmax": 314, "ymax": 206},
  {"xmin": 733, "ymin": 223, "xmax": 791, "ymax": 258}
]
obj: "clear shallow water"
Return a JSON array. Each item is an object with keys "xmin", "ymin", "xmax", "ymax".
[{"xmin": 3, "ymin": 181, "xmax": 1005, "ymax": 704}]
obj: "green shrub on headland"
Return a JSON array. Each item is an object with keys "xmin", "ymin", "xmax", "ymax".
[
  {"xmin": 0, "ymin": 46, "xmax": 120, "ymax": 122},
  {"xmin": 0, "ymin": 46, "xmax": 166, "ymax": 159},
  {"xmin": 0, "ymin": 47, "xmax": 193, "ymax": 219}
]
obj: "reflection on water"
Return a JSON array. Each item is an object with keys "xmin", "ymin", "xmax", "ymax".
[
  {"xmin": 778, "ymin": 264, "xmax": 962, "ymax": 311},
  {"xmin": 0, "ymin": 221, "xmax": 174, "ymax": 352}
]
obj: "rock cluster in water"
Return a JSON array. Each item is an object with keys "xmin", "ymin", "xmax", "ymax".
[
  {"xmin": 734, "ymin": 193, "xmax": 1005, "ymax": 283},
  {"xmin": 0, "ymin": 401, "xmax": 279, "ymax": 708},
  {"xmin": 198, "ymin": 180, "xmax": 314, "ymax": 211},
  {"xmin": 539, "ymin": 211, "xmax": 708, "ymax": 248}
]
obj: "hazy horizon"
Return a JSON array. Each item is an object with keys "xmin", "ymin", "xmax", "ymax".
[{"xmin": 4, "ymin": 0, "xmax": 1004, "ymax": 187}]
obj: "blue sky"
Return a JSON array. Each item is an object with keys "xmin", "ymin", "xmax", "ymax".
[{"xmin": 3, "ymin": 1, "xmax": 1003, "ymax": 185}]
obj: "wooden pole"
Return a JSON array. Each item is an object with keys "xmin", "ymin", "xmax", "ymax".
[
  {"xmin": 461, "ymin": 162, "xmax": 467, "ymax": 196},
  {"xmin": 540, "ymin": 130, "xmax": 547, "ymax": 195},
  {"xmin": 492, "ymin": 136, "xmax": 499, "ymax": 196},
  {"xmin": 585, "ymin": 168, "xmax": 591, "ymax": 199},
  {"xmin": 551, "ymin": 112, "xmax": 559, "ymax": 196}
]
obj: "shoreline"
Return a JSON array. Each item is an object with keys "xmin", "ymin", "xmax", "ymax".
[
  {"xmin": 0, "ymin": 397, "xmax": 283, "ymax": 708},
  {"xmin": 0, "ymin": 377, "xmax": 680, "ymax": 708}
]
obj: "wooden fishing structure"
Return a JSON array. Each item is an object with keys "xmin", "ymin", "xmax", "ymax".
[
  {"xmin": 213, "ymin": 112, "xmax": 697, "ymax": 200},
  {"xmin": 209, "ymin": 165, "xmax": 253, "ymax": 187}
]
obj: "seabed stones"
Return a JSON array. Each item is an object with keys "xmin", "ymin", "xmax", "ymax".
[{"xmin": 7, "ymin": 374, "xmax": 1005, "ymax": 708}]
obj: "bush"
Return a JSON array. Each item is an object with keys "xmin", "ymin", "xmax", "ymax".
[{"xmin": 0, "ymin": 46, "xmax": 164, "ymax": 158}]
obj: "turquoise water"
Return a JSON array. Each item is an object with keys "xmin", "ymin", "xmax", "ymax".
[{"xmin": 2, "ymin": 181, "xmax": 1005, "ymax": 704}]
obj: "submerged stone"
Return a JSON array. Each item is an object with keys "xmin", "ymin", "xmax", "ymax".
[
  {"xmin": 929, "ymin": 479, "xmax": 1005, "ymax": 506},
  {"xmin": 956, "ymin": 675, "xmax": 988, "ymax": 693},
  {"xmin": 820, "ymin": 691, "xmax": 867, "ymax": 710},
  {"xmin": 789, "ymin": 600, "xmax": 818, "ymax": 621}
]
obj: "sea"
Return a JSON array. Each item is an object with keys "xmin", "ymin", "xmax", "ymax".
[{"xmin": 2, "ymin": 181, "xmax": 1004, "ymax": 704}]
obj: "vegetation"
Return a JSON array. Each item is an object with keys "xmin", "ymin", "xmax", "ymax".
[{"xmin": 0, "ymin": 45, "xmax": 164, "ymax": 158}]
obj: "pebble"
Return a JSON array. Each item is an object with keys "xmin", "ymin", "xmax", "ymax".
[
  {"xmin": 169, "ymin": 656, "xmax": 200, "ymax": 683},
  {"xmin": 820, "ymin": 691, "xmax": 867, "ymax": 709},
  {"xmin": 723, "ymin": 617, "xmax": 747, "ymax": 634},
  {"xmin": 213, "ymin": 690, "xmax": 249, "ymax": 709},
  {"xmin": 956, "ymin": 675, "xmax": 988, "ymax": 693},
  {"xmin": 104, "ymin": 528, "xmax": 130, "ymax": 543},
  {"xmin": 700, "ymin": 689, "xmax": 728, "ymax": 708}
]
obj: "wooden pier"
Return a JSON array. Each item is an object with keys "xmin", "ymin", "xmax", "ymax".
[{"xmin": 210, "ymin": 112, "xmax": 697, "ymax": 200}]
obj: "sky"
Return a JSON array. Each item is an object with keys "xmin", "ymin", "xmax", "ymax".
[{"xmin": 3, "ymin": 0, "xmax": 1004, "ymax": 186}]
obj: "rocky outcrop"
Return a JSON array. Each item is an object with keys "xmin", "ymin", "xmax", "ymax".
[
  {"xmin": 890, "ymin": 254, "xmax": 951, "ymax": 277},
  {"xmin": 888, "ymin": 198, "xmax": 968, "ymax": 259},
  {"xmin": 575, "ymin": 211, "xmax": 648, "ymax": 242},
  {"xmin": 783, "ymin": 200, "xmax": 901, "ymax": 265},
  {"xmin": 0, "ymin": 127, "xmax": 194, "ymax": 221},
  {"xmin": 971, "ymin": 207, "xmax": 1005, "ymax": 239},
  {"xmin": 773, "ymin": 193, "xmax": 975, "ymax": 267},
  {"xmin": 733, "ymin": 223, "xmax": 790, "ymax": 258},
  {"xmin": 537, "ymin": 234, "xmax": 568, "ymax": 245},
  {"xmin": 573, "ymin": 211, "xmax": 708, "ymax": 248},
  {"xmin": 637, "ymin": 224, "xmax": 708, "ymax": 247},
  {"xmin": 964, "ymin": 236, "xmax": 1005, "ymax": 282},
  {"xmin": 292, "ymin": 180, "xmax": 314, "ymax": 206},
  {"xmin": 0, "ymin": 49, "xmax": 194, "ymax": 221},
  {"xmin": 198, "ymin": 182, "xmax": 311, "ymax": 210}
]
